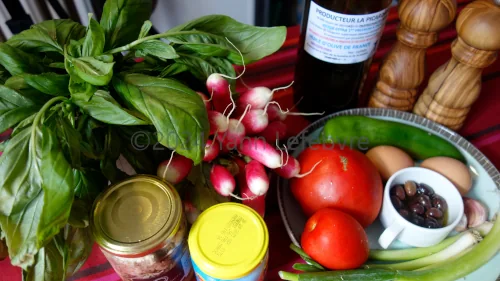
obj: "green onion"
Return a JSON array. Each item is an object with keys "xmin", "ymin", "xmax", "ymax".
[
  {"xmin": 279, "ymin": 269, "xmax": 398, "ymax": 281},
  {"xmin": 290, "ymin": 244, "xmax": 325, "ymax": 270},
  {"xmin": 368, "ymin": 233, "xmax": 463, "ymax": 261},
  {"xmin": 293, "ymin": 263, "xmax": 324, "ymax": 272},
  {"xmin": 472, "ymin": 221, "xmax": 494, "ymax": 237},
  {"xmin": 415, "ymin": 246, "xmax": 474, "ymax": 271},
  {"xmin": 365, "ymin": 231, "xmax": 482, "ymax": 270}
]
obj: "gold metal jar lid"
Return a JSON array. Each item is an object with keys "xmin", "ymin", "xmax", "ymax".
[{"xmin": 90, "ymin": 175, "xmax": 182, "ymax": 256}]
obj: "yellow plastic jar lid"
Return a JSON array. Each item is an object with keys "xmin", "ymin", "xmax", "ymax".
[{"xmin": 188, "ymin": 203, "xmax": 269, "ymax": 280}]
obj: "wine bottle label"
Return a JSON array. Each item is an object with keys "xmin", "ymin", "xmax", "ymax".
[{"xmin": 304, "ymin": 1, "xmax": 389, "ymax": 64}]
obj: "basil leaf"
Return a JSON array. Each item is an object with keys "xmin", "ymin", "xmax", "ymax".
[
  {"xmin": 0, "ymin": 44, "xmax": 45, "ymax": 76},
  {"xmin": 168, "ymin": 15, "xmax": 286, "ymax": 64},
  {"xmin": 81, "ymin": 17, "xmax": 105, "ymax": 57},
  {"xmin": 0, "ymin": 65, "xmax": 10, "ymax": 84},
  {"xmin": 6, "ymin": 19, "xmax": 85, "ymax": 54},
  {"xmin": 11, "ymin": 114, "xmax": 36, "ymax": 137},
  {"xmin": 73, "ymin": 169, "xmax": 106, "ymax": 202},
  {"xmin": 133, "ymin": 40, "xmax": 179, "ymax": 61},
  {"xmin": 73, "ymin": 89, "xmax": 149, "ymax": 125},
  {"xmin": 64, "ymin": 226, "xmax": 92, "ymax": 277},
  {"xmin": 113, "ymin": 74, "xmax": 209, "ymax": 163},
  {"xmin": 0, "ymin": 85, "xmax": 36, "ymax": 110},
  {"xmin": 174, "ymin": 54, "xmax": 236, "ymax": 81},
  {"xmin": 22, "ymin": 235, "xmax": 66, "ymax": 281},
  {"xmin": 0, "ymin": 106, "xmax": 40, "ymax": 134},
  {"xmin": 0, "ymin": 124, "xmax": 74, "ymax": 268},
  {"xmin": 69, "ymin": 56, "xmax": 115, "ymax": 86},
  {"xmin": 138, "ymin": 20, "xmax": 152, "ymax": 39},
  {"xmin": 4, "ymin": 76, "xmax": 48, "ymax": 104},
  {"xmin": 54, "ymin": 117, "xmax": 81, "ymax": 168},
  {"xmin": 159, "ymin": 63, "xmax": 189, "ymax": 78},
  {"xmin": 100, "ymin": 0, "xmax": 153, "ymax": 50},
  {"xmin": 23, "ymin": 73, "xmax": 70, "ymax": 96}
]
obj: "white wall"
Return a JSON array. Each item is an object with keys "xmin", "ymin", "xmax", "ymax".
[{"xmin": 150, "ymin": 0, "xmax": 255, "ymax": 32}]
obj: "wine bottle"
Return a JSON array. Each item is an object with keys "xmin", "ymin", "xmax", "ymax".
[{"xmin": 294, "ymin": 0, "xmax": 392, "ymax": 118}]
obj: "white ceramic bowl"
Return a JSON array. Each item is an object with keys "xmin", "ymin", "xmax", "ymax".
[{"xmin": 379, "ymin": 167, "xmax": 464, "ymax": 249}]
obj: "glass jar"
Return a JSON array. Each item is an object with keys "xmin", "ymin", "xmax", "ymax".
[
  {"xmin": 90, "ymin": 175, "xmax": 193, "ymax": 281},
  {"xmin": 188, "ymin": 203, "xmax": 269, "ymax": 281}
]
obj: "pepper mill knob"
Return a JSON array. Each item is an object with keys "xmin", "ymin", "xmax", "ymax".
[
  {"xmin": 368, "ymin": 0, "xmax": 457, "ymax": 111},
  {"xmin": 413, "ymin": 0, "xmax": 500, "ymax": 130}
]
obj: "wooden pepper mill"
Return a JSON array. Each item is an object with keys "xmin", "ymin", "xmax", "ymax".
[
  {"xmin": 368, "ymin": 0, "xmax": 457, "ymax": 111},
  {"xmin": 413, "ymin": 0, "xmax": 500, "ymax": 130}
]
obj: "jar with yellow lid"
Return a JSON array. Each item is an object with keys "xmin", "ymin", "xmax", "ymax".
[
  {"xmin": 188, "ymin": 203, "xmax": 269, "ymax": 281},
  {"xmin": 90, "ymin": 175, "xmax": 193, "ymax": 281}
]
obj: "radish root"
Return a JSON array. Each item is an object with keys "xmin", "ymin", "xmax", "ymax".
[
  {"xmin": 237, "ymin": 104, "xmax": 252, "ymax": 127},
  {"xmin": 207, "ymin": 89, "xmax": 214, "ymax": 102},
  {"xmin": 225, "ymin": 85, "xmax": 237, "ymax": 122},
  {"xmin": 164, "ymin": 150, "xmax": 176, "ymax": 173},
  {"xmin": 263, "ymin": 101, "xmax": 289, "ymax": 116},
  {"xmin": 295, "ymin": 160, "xmax": 323, "ymax": 178},
  {"xmin": 286, "ymin": 111, "xmax": 325, "ymax": 116},
  {"xmin": 282, "ymin": 144, "xmax": 290, "ymax": 167},
  {"xmin": 229, "ymin": 193, "xmax": 252, "ymax": 201},
  {"xmin": 270, "ymin": 81, "xmax": 294, "ymax": 95},
  {"xmin": 241, "ymin": 193, "xmax": 259, "ymax": 201},
  {"xmin": 217, "ymin": 37, "xmax": 246, "ymax": 80}
]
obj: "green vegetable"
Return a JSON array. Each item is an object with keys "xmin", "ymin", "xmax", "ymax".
[
  {"xmin": 0, "ymin": 0, "xmax": 285, "ymax": 277},
  {"xmin": 320, "ymin": 116, "xmax": 465, "ymax": 162}
]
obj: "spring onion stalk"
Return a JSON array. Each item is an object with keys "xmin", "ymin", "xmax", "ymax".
[
  {"xmin": 472, "ymin": 221, "xmax": 494, "ymax": 237},
  {"xmin": 415, "ymin": 246, "xmax": 474, "ymax": 271},
  {"xmin": 293, "ymin": 263, "xmax": 323, "ymax": 272},
  {"xmin": 365, "ymin": 231, "xmax": 482, "ymax": 271},
  {"xmin": 279, "ymin": 212, "xmax": 500, "ymax": 281},
  {"xmin": 368, "ymin": 232, "xmax": 464, "ymax": 261},
  {"xmin": 290, "ymin": 244, "xmax": 325, "ymax": 270}
]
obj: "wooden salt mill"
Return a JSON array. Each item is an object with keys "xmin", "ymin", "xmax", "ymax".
[
  {"xmin": 368, "ymin": 0, "xmax": 457, "ymax": 111},
  {"xmin": 413, "ymin": 0, "xmax": 500, "ymax": 130}
]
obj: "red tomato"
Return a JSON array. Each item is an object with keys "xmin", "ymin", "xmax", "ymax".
[
  {"xmin": 290, "ymin": 144, "xmax": 383, "ymax": 227},
  {"xmin": 301, "ymin": 208, "xmax": 369, "ymax": 270}
]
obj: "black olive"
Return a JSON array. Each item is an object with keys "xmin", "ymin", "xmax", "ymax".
[
  {"xmin": 411, "ymin": 214, "xmax": 425, "ymax": 226},
  {"xmin": 392, "ymin": 185, "xmax": 406, "ymax": 201},
  {"xmin": 426, "ymin": 207, "xmax": 443, "ymax": 219},
  {"xmin": 431, "ymin": 194, "xmax": 448, "ymax": 213},
  {"xmin": 416, "ymin": 195, "xmax": 432, "ymax": 210},
  {"xmin": 417, "ymin": 183, "xmax": 434, "ymax": 196},
  {"xmin": 391, "ymin": 196, "xmax": 404, "ymax": 210},
  {"xmin": 424, "ymin": 217, "xmax": 441, "ymax": 229},
  {"xmin": 399, "ymin": 209, "xmax": 410, "ymax": 220},
  {"xmin": 404, "ymin": 181, "xmax": 417, "ymax": 197},
  {"xmin": 410, "ymin": 202, "xmax": 425, "ymax": 215}
]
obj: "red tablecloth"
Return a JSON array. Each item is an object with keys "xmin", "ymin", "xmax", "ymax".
[{"xmin": 1, "ymin": 2, "xmax": 500, "ymax": 279}]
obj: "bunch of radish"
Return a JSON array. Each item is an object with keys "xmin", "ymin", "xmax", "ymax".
[{"xmin": 156, "ymin": 70, "xmax": 323, "ymax": 220}]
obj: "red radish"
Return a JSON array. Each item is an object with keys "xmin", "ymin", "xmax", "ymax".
[
  {"xmin": 238, "ymin": 137, "xmax": 283, "ymax": 169},
  {"xmin": 196, "ymin": 91, "xmax": 212, "ymax": 111},
  {"xmin": 245, "ymin": 160, "xmax": 269, "ymax": 196},
  {"xmin": 239, "ymin": 173, "xmax": 266, "ymax": 217},
  {"xmin": 210, "ymin": 164, "xmax": 237, "ymax": 197},
  {"xmin": 266, "ymin": 103, "xmax": 287, "ymax": 121},
  {"xmin": 274, "ymin": 156, "xmax": 323, "ymax": 179},
  {"xmin": 157, "ymin": 153, "xmax": 193, "ymax": 184},
  {"xmin": 183, "ymin": 201, "xmax": 201, "ymax": 224},
  {"xmin": 203, "ymin": 139, "xmax": 220, "ymax": 162},
  {"xmin": 237, "ymin": 87, "xmax": 272, "ymax": 109},
  {"xmin": 206, "ymin": 74, "xmax": 232, "ymax": 112},
  {"xmin": 241, "ymin": 109, "xmax": 269, "ymax": 134},
  {"xmin": 208, "ymin": 111, "xmax": 228, "ymax": 135},
  {"xmin": 261, "ymin": 121, "xmax": 287, "ymax": 144},
  {"xmin": 217, "ymin": 119, "xmax": 246, "ymax": 151}
]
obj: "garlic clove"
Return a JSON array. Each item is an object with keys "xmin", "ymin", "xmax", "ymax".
[
  {"xmin": 454, "ymin": 213, "xmax": 468, "ymax": 232},
  {"xmin": 463, "ymin": 197, "xmax": 488, "ymax": 228}
]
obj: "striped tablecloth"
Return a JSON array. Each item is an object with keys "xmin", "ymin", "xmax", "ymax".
[{"xmin": 1, "ymin": 1, "xmax": 499, "ymax": 279}]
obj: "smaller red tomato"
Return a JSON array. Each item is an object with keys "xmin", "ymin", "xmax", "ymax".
[{"xmin": 301, "ymin": 208, "xmax": 369, "ymax": 270}]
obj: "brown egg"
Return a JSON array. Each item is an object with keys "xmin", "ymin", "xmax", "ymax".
[
  {"xmin": 366, "ymin": 146, "xmax": 414, "ymax": 181},
  {"xmin": 420, "ymin": 157, "xmax": 472, "ymax": 196}
]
